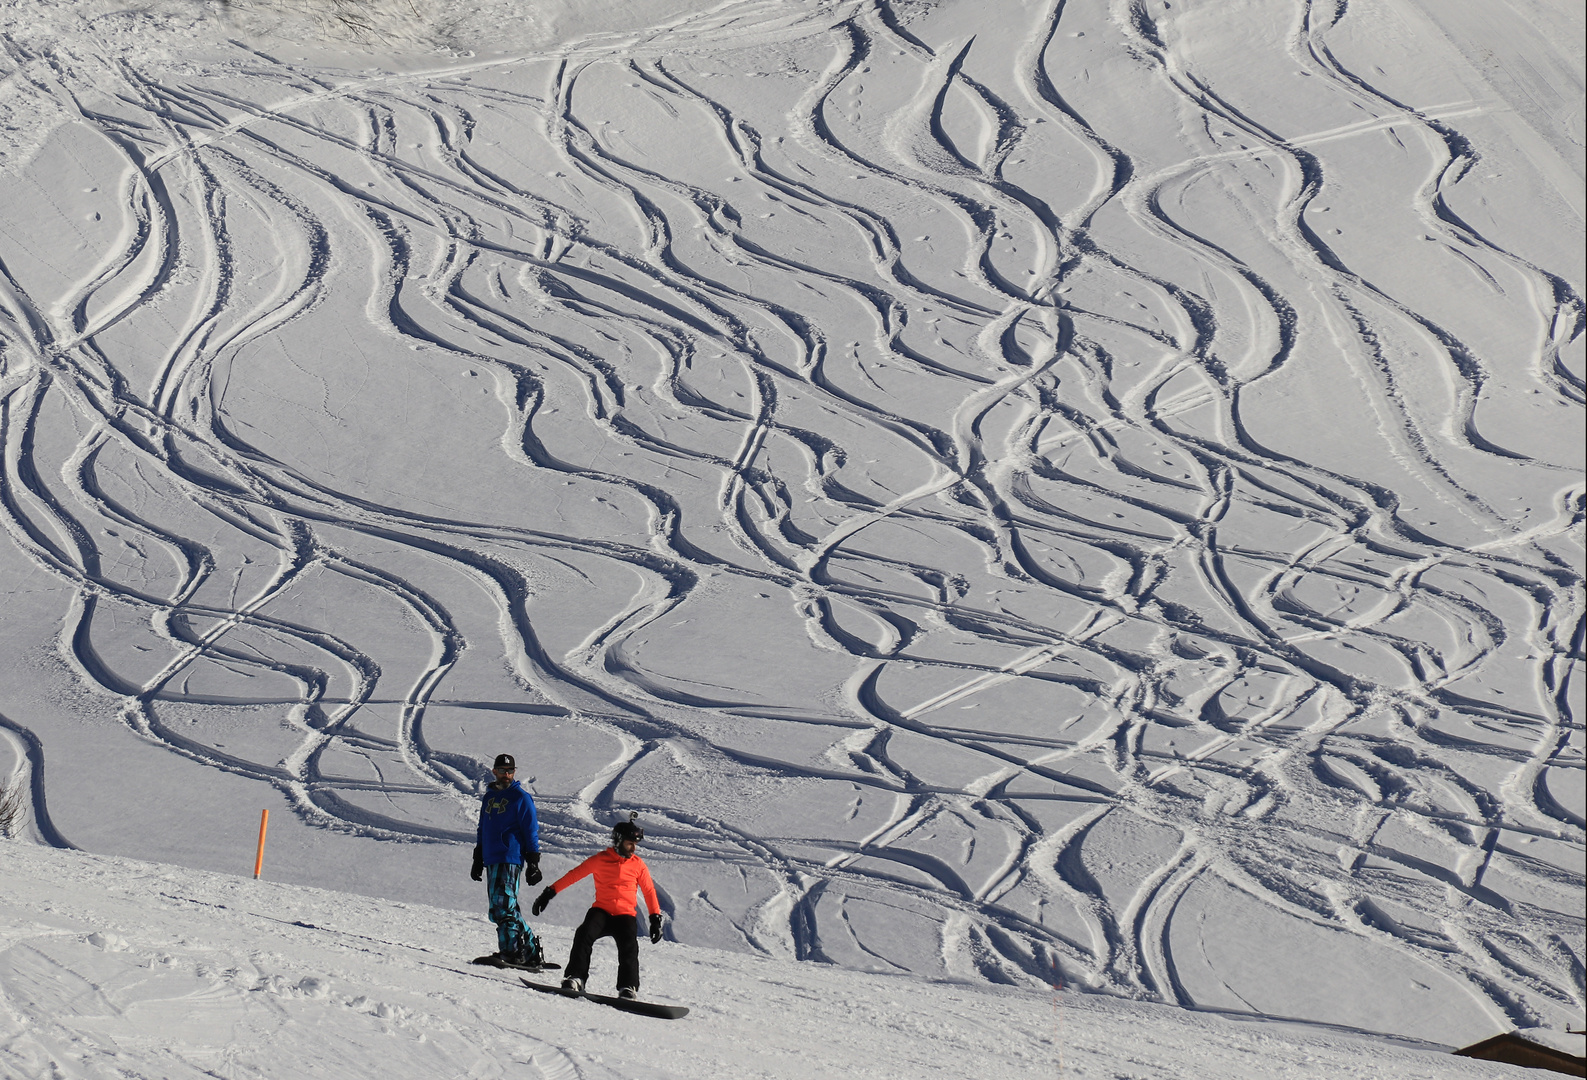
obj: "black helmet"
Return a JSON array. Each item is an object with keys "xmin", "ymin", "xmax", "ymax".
[{"xmin": 612, "ymin": 811, "xmax": 644, "ymax": 846}]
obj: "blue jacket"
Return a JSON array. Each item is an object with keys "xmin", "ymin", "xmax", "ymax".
[{"xmin": 476, "ymin": 781, "xmax": 539, "ymax": 865}]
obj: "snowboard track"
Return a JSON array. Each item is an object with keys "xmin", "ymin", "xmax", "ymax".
[{"xmin": 0, "ymin": 0, "xmax": 1580, "ymax": 1040}]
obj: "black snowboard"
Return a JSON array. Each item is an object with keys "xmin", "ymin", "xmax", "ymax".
[
  {"xmin": 471, "ymin": 954, "xmax": 561, "ymax": 972},
  {"xmin": 520, "ymin": 977, "xmax": 689, "ymax": 1019}
]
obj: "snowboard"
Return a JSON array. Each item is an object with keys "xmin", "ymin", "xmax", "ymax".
[
  {"xmin": 519, "ymin": 977, "xmax": 690, "ymax": 1019},
  {"xmin": 471, "ymin": 954, "xmax": 561, "ymax": 972}
]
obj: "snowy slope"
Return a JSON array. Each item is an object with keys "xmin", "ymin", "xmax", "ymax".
[
  {"xmin": 0, "ymin": 0, "xmax": 1582, "ymax": 1064},
  {"xmin": 0, "ymin": 841, "xmax": 1553, "ymax": 1079}
]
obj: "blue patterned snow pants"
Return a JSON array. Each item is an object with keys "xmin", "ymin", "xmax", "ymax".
[{"xmin": 485, "ymin": 863, "xmax": 537, "ymax": 959}]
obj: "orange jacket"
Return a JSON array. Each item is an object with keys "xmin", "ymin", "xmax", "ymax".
[{"xmin": 551, "ymin": 848, "xmax": 659, "ymax": 917}]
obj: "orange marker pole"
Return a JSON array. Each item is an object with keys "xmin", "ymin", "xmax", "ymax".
[{"xmin": 253, "ymin": 809, "xmax": 270, "ymax": 879}]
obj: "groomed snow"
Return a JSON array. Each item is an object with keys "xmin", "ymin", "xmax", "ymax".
[
  {"xmin": 0, "ymin": 842, "xmax": 1545, "ymax": 1078},
  {"xmin": 0, "ymin": 0, "xmax": 1582, "ymax": 1073}
]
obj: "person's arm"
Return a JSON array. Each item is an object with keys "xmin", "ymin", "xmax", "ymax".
[
  {"xmin": 638, "ymin": 861, "xmax": 663, "ymax": 943},
  {"xmin": 512, "ymin": 791, "xmax": 543, "ymax": 883},
  {"xmin": 533, "ymin": 851, "xmax": 600, "ymax": 916},
  {"xmin": 522, "ymin": 792, "xmax": 540, "ymax": 854},
  {"xmin": 550, "ymin": 851, "xmax": 600, "ymax": 894},
  {"xmin": 638, "ymin": 860, "xmax": 660, "ymax": 917},
  {"xmin": 472, "ymin": 807, "xmax": 485, "ymax": 881},
  {"xmin": 523, "ymin": 796, "xmax": 542, "ymax": 881}
]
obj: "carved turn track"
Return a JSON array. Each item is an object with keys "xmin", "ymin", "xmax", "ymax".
[{"xmin": 0, "ymin": 0, "xmax": 1580, "ymax": 1045}]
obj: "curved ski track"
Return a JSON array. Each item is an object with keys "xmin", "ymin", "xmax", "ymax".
[{"xmin": 0, "ymin": 0, "xmax": 1580, "ymax": 1037}]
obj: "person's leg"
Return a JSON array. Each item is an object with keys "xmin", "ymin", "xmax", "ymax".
[
  {"xmin": 563, "ymin": 907, "xmax": 610, "ymax": 985},
  {"xmin": 486, "ymin": 863, "xmax": 526, "ymax": 958},
  {"xmin": 612, "ymin": 914, "xmax": 639, "ymax": 992},
  {"xmin": 523, "ymin": 920, "xmax": 542, "ymax": 964}
]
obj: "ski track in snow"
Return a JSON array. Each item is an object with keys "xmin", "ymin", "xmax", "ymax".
[{"xmin": 0, "ymin": 0, "xmax": 1581, "ymax": 1045}]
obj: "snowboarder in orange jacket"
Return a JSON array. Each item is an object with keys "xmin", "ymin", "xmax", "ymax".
[{"xmin": 532, "ymin": 813, "xmax": 664, "ymax": 999}]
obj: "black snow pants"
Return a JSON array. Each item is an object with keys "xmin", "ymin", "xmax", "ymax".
[{"xmin": 563, "ymin": 907, "xmax": 639, "ymax": 991}]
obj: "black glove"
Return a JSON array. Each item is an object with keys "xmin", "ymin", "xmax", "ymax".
[
  {"xmin": 470, "ymin": 845, "xmax": 484, "ymax": 882},
  {"xmin": 525, "ymin": 853, "xmax": 543, "ymax": 887},
  {"xmin": 649, "ymin": 913, "xmax": 663, "ymax": 944},
  {"xmin": 531, "ymin": 886, "xmax": 556, "ymax": 917}
]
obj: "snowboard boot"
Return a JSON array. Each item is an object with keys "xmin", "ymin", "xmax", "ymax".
[
  {"xmin": 617, "ymin": 987, "xmax": 638, "ymax": 1000},
  {"xmin": 561, "ymin": 977, "xmax": 584, "ymax": 993}
]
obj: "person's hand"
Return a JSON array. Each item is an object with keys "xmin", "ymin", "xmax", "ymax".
[
  {"xmin": 525, "ymin": 853, "xmax": 543, "ymax": 887},
  {"xmin": 470, "ymin": 845, "xmax": 484, "ymax": 882},
  {"xmin": 531, "ymin": 886, "xmax": 556, "ymax": 916},
  {"xmin": 649, "ymin": 913, "xmax": 663, "ymax": 944}
]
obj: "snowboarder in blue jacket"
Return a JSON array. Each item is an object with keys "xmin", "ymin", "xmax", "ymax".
[{"xmin": 472, "ymin": 753, "xmax": 543, "ymax": 966}]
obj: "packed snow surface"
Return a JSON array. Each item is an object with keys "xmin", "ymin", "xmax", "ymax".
[
  {"xmin": 0, "ymin": 0, "xmax": 1582, "ymax": 1070},
  {"xmin": 0, "ymin": 842, "xmax": 1553, "ymax": 1078}
]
